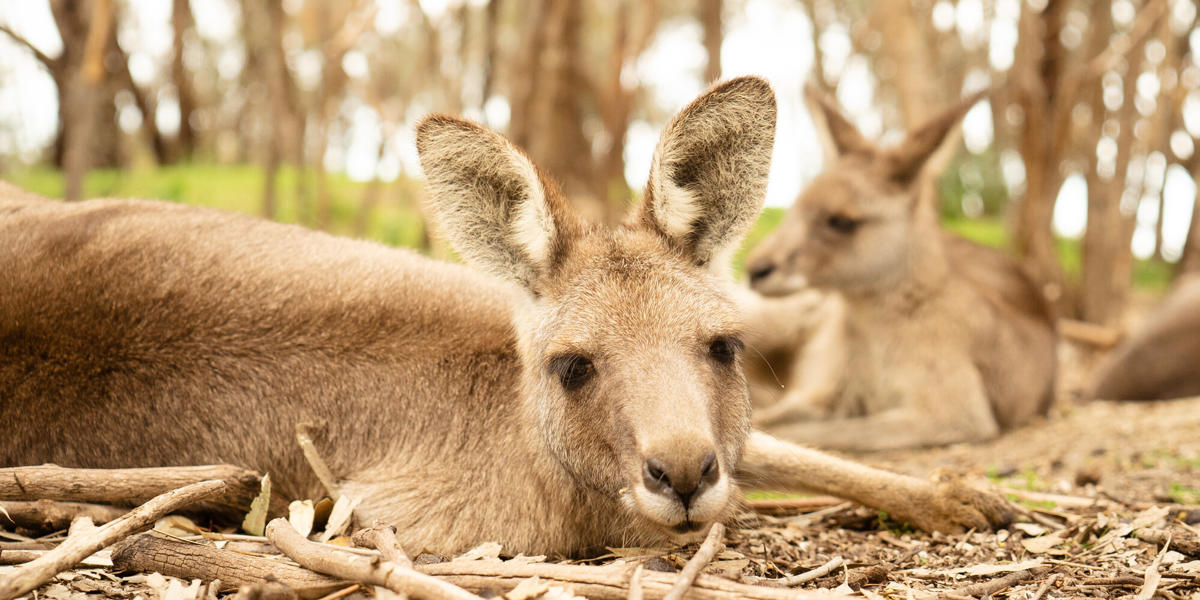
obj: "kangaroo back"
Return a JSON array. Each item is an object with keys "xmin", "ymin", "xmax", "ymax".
[
  {"xmin": 1089, "ymin": 275, "xmax": 1200, "ymax": 400},
  {"xmin": 944, "ymin": 234, "xmax": 1057, "ymax": 425}
]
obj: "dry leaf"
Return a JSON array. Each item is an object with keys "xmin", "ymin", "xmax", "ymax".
[
  {"xmin": 456, "ymin": 541, "xmax": 503, "ymax": 561},
  {"xmin": 961, "ymin": 559, "xmax": 1044, "ymax": 576},
  {"xmin": 318, "ymin": 494, "xmax": 361, "ymax": 543},
  {"xmin": 241, "ymin": 474, "xmax": 271, "ymax": 536},
  {"xmin": 288, "ymin": 499, "xmax": 315, "ymax": 538},
  {"xmin": 1012, "ymin": 523, "xmax": 1046, "ymax": 536},
  {"xmin": 508, "ymin": 554, "xmax": 548, "ymax": 565},
  {"xmin": 709, "ymin": 558, "xmax": 749, "ymax": 577},
  {"xmin": 506, "ymin": 576, "xmax": 549, "ymax": 600},
  {"xmin": 1021, "ymin": 531, "xmax": 1068, "ymax": 555},
  {"xmin": 155, "ymin": 515, "xmax": 202, "ymax": 537}
]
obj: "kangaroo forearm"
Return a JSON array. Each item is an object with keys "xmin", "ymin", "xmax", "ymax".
[{"xmin": 736, "ymin": 431, "xmax": 922, "ymax": 504}]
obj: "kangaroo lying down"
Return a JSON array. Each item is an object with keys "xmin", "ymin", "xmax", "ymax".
[
  {"xmin": 1089, "ymin": 274, "xmax": 1200, "ymax": 400},
  {"xmin": 744, "ymin": 88, "xmax": 1058, "ymax": 451},
  {"xmin": 0, "ymin": 78, "xmax": 1009, "ymax": 557}
]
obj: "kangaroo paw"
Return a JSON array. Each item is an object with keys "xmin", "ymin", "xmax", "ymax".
[{"xmin": 896, "ymin": 469, "xmax": 1014, "ymax": 533}]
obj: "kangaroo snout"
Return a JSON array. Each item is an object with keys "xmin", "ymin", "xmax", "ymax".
[{"xmin": 642, "ymin": 450, "xmax": 720, "ymax": 509}]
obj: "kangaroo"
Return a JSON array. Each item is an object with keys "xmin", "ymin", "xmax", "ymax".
[
  {"xmin": 0, "ymin": 78, "xmax": 1010, "ymax": 557},
  {"xmin": 743, "ymin": 87, "xmax": 1058, "ymax": 451},
  {"xmin": 1089, "ymin": 274, "xmax": 1200, "ymax": 400}
]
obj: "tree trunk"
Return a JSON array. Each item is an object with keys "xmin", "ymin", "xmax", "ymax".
[
  {"xmin": 64, "ymin": 0, "xmax": 113, "ymax": 202},
  {"xmin": 701, "ymin": 0, "xmax": 722, "ymax": 84},
  {"xmin": 1010, "ymin": 0, "xmax": 1069, "ymax": 307},
  {"xmin": 171, "ymin": 0, "xmax": 198, "ymax": 160}
]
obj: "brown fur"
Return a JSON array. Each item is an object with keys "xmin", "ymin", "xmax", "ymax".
[
  {"xmin": 743, "ymin": 88, "xmax": 1058, "ymax": 450},
  {"xmin": 1, "ymin": 78, "xmax": 1012, "ymax": 556},
  {"xmin": 1089, "ymin": 274, "xmax": 1200, "ymax": 400}
]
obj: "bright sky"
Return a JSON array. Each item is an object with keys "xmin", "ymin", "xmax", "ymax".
[{"xmin": 0, "ymin": 0, "xmax": 1196, "ymax": 259}]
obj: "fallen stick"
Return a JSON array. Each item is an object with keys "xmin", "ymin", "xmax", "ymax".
[
  {"xmin": 295, "ymin": 424, "xmax": 339, "ymax": 500},
  {"xmin": 746, "ymin": 497, "xmax": 844, "ymax": 515},
  {"xmin": 0, "ymin": 464, "xmax": 281, "ymax": 516},
  {"xmin": 1057, "ymin": 318, "xmax": 1122, "ymax": 348},
  {"xmin": 418, "ymin": 560, "xmax": 839, "ymax": 599},
  {"xmin": 664, "ymin": 522, "xmax": 725, "ymax": 600},
  {"xmin": 0, "ymin": 479, "xmax": 226, "ymax": 600},
  {"xmin": 0, "ymin": 549, "xmax": 42, "ymax": 565},
  {"xmin": 0, "ymin": 499, "xmax": 128, "ymax": 532},
  {"xmin": 351, "ymin": 522, "xmax": 412, "ymax": 569},
  {"xmin": 111, "ymin": 534, "xmax": 346, "ymax": 598},
  {"xmin": 940, "ymin": 567, "xmax": 1046, "ymax": 599},
  {"xmin": 232, "ymin": 582, "xmax": 302, "ymax": 600},
  {"xmin": 627, "ymin": 564, "xmax": 644, "ymax": 600},
  {"xmin": 265, "ymin": 517, "xmax": 480, "ymax": 600},
  {"xmin": 778, "ymin": 557, "xmax": 844, "ymax": 586},
  {"xmin": 1029, "ymin": 573, "xmax": 1058, "ymax": 600},
  {"xmin": 996, "ymin": 487, "xmax": 1110, "ymax": 510},
  {"xmin": 1134, "ymin": 529, "xmax": 1200, "ymax": 558}
]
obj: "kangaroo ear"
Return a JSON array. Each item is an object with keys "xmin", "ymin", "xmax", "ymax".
[
  {"xmin": 883, "ymin": 89, "xmax": 987, "ymax": 185},
  {"xmin": 804, "ymin": 83, "xmax": 874, "ymax": 161},
  {"xmin": 417, "ymin": 115, "xmax": 578, "ymax": 290},
  {"xmin": 639, "ymin": 76, "xmax": 777, "ymax": 269}
]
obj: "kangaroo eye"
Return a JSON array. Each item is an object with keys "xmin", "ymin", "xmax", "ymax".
[
  {"xmin": 708, "ymin": 337, "xmax": 743, "ymax": 364},
  {"xmin": 826, "ymin": 214, "xmax": 860, "ymax": 234},
  {"xmin": 550, "ymin": 355, "xmax": 595, "ymax": 391}
]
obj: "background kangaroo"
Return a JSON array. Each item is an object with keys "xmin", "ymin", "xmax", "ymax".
[
  {"xmin": 743, "ymin": 88, "xmax": 1058, "ymax": 451},
  {"xmin": 1088, "ymin": 274, "xmax": 1200, "ymax": 400},
  {"xmin": 1, "ymin": 78, "xmax": 1009, "ymax": 556}
]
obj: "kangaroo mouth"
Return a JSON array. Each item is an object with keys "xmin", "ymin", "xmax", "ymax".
[{"xmin": 671, "ymin": 520, "xmax": 707, "ymax": 534}]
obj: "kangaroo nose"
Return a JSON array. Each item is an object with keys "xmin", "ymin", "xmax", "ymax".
[
  {"xmin": 642, "ymin": 451, "xmax": 720, "ymax": 508},
  {"xmin": 747, "ymin": 260, "xmax": 775, "ymax": 285}
]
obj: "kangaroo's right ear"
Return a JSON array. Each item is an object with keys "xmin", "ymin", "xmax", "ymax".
[
  {"xmin": 417, "ymin": 115, "xmax": 579, "ymax": 290},
  {"xmin": 804, "ymin": 83, "xmax": 874, "ymax": 161}
]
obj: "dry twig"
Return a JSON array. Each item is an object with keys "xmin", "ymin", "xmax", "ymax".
[
  {"xmin": 351, "ymin": 522, "xmax": 411, "ymax": 569},
  {"xmin": 0, "ymin": 479, "xmax": 226, "ymax": 600},
  {"xmin": 0, "ymin": 464, "xmax": 277, "ymax": 516},
  {"xmin": 781, "ymin": 557, "xmax": 845, "ymax": 586},
  {"xmin": 1030, "ymin": 573, "xmax": 1059, "ymax": 600},
  {"xmin": 295, "ymin": 424, "xmax": 339, "ymax": 500},
  {"xmin": 0, "ymin": 499, "xmax": 128, "ymax": 532},
  {"xmin": 940, "ymin": 567, "xmax": 1046, "ymax": 599},
  {"xmin": 627, "ymin": 564, "xmax": 644, "ymax": 600},
  {"xmin": 265, "ymin": 517, "xmax": 480, "ymax": 600},
  {"xmin": 663, "ymin": 522, "xmax": 725, "ymax": 600},
  {"xmin": 111, "ymin": 534, "xmax": 345, "ymax": 598}
]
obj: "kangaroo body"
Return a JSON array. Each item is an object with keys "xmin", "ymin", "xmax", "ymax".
[
  {"xmin": 744, "ymin": 90, "xmax": 1057, "ymax": 451},
  {"xmin": 1, "ymin": 80, "xmax": 1011, "ymax": 556},
  {"xmin": 1089, "ymin": 274, "xmax": 1200, "ymax": 400}
]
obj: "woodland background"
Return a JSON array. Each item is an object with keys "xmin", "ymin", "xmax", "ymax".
[{"xmin": 2, "ymin": 0, "xmax": 1200, "ymax": 325}]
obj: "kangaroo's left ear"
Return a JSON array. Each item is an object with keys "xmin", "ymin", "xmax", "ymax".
[
  {"xmin": 883, "ymin": 89, "xmax": 988, "ymax": 185},
  {"xmin": 637, "ymin": 76, "xmax": 778, "ymax": 269}
]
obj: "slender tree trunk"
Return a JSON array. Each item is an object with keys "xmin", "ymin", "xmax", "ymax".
[
  {"xmin": 171, "ymin": 0, "xmax": 198, "ymax": 160},
  {"xmin": 701, "ymin": 0, "xmax": 722, "ymax": 84},
  {"xmin": 1010, "ymin": 0, "xmax": 1068, "ymax": 306},
  {"xmin": 480, "ymin": 0, "xmax": 503, "ymax": 110},
  {"xmin": 64, "ymin": 0, "xmax": 113, "ymax": 202}
]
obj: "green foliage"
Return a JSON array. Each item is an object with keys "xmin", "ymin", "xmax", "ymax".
[
  {"xmin": 6, "ymin": 165, "xmax": 428, "ymax": 249},
  {"xmin": 1168, "ymin": 482, "xmax": 1200, "ymax": 504}
]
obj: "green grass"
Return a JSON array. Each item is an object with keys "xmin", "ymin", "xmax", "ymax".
[
  {"xmin": 1168, "ymin": 483, "xmax": 1200, "ymax": 504},
  {"xmin": 5, "ymin": 165, "xmax": 429, "ymax": 249}
]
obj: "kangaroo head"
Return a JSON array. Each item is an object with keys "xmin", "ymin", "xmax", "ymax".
[
  {"xmin": 747, "ymin": 86, "xmax": 983, "ymax": 296},
  {"xmin": 416, "ymin": 77, "xmax": 776, "ymax": 539}
]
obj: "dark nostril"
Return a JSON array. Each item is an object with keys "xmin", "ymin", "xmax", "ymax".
[
  {"xmin": 644, "ymin": 458, "xmax": 670, "ymax": 488},
  {"xmin": 748, "ymin": 262, "xmax": 775, "ymax": 283},
  {"xmin": 700, "ymin": 452, "xmax": 718, "ymax": 479}
]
